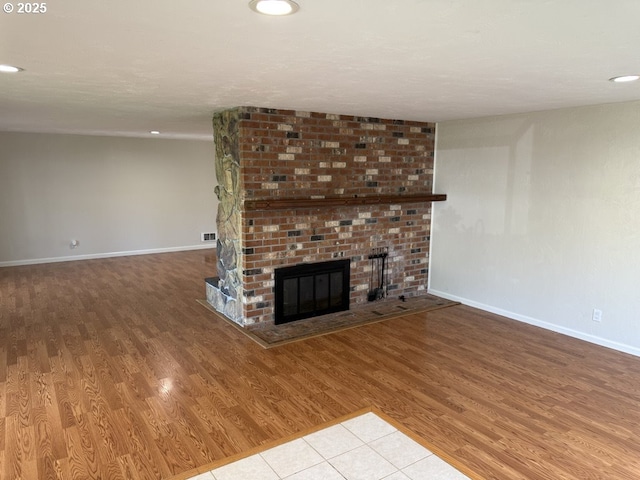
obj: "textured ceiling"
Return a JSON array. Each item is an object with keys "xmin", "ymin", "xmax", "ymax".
[{"xmin": 1, "ymin": 0, "xmax": 640, "ymax": 140}]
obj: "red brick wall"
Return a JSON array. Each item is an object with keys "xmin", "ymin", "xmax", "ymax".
[{"xmin": 235, "ymin": 107, "xmax": 436, "ymax": 324}]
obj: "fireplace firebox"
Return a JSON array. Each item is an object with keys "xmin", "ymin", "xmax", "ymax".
[{"xmin": 274, "ymin": 259, "xmax": 350, "ymax": 325}]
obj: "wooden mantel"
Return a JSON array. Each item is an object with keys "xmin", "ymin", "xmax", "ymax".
[{"xmin": 244, "ymin": 193, "xmax": 446, "ymax": 211}]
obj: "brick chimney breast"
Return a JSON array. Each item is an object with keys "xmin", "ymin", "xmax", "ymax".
[{"xmin": 207, "ymin": 107, "xmax": 436, "ymax": 326}]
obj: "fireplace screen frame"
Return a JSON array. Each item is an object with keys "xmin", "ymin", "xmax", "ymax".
[{"xmin": 274, "ymin": 259, "xmax": 350, "ymax": 325}]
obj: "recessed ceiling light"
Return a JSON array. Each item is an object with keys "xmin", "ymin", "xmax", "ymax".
[
  {"xmin": 609, "ymin": 75, "xmax": 640, "ymax": 83},
  {"xmin": 150, "ymin": 130, "xmax": 161, "ymax": 135},
  {"xmin": 0, "ymin": 64, "xmax": 24, "ymax": 73},
  {"xmin": 249, "ymin": 0, "xmax": 299, "ymax": 16}
]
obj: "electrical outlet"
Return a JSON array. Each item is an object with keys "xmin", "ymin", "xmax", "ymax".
[
  {"xmin": 592, "ymin": 308, "xmax": 602, "ymax": 322},
  {"xmin": 201, "ymin": 232, "xmax": 216, "ymax": 242}
]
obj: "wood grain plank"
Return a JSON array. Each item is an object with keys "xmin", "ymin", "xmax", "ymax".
[
  {"xmin": 2, "ymin": 250, "xmax": 640, "ymax": 479},
  {"xmin": 244, "ymin": 193, "xmax": 447, "ymax": 211}
]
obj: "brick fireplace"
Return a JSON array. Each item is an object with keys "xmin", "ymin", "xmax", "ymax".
[{"xmin": 206, "ymin": 107, "xmax": 441, "ymax": 326}]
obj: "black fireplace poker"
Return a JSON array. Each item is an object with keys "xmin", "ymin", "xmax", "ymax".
[{"xmin": 367, "ymin": 247, "xmax": 388, "ymax": 302}]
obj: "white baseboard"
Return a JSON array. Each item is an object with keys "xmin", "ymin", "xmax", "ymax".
[
  {"xmin": 0, "ymin": 244, "xmax": 215, "ymax": 267},
  {"xmin": 428, "ymin": 288, "xmax": 640, "ymax": 359}
]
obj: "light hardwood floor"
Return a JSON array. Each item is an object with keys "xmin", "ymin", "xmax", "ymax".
[{"xmin": 1, "ymin": 250, "xmax": 640, "ymax": 479}]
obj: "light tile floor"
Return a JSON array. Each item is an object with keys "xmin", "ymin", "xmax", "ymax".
[{"xmin": 187, "ymin": 412, "xmax": 471, "ymax": 480}]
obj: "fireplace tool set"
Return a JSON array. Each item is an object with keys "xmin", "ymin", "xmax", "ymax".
[{"xmin": 367, "ymin": 247, "xmax": 388, "ymax": 302}]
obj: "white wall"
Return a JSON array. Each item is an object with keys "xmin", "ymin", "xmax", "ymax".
[
  {"xmin": 0, "ymin": 132, "xmax": 218, "ymax": 265},
  {"xmin": 431, "ymin": 101, "xmax": 640, "ymax": 356}
]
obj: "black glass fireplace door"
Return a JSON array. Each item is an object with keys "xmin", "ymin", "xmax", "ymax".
[{"xmin": 275, "ymin": 259, "xmax": 350, "ymax": 324}]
